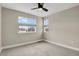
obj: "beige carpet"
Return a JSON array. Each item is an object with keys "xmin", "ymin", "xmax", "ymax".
[{"xmin": 0, "ymin": 41, "xmax": 79, "ymax": 56}]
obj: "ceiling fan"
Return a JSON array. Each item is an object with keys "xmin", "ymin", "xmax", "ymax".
[{"xmin": 31, "ymin": 3, "xmax": 48, "ymax": 12}]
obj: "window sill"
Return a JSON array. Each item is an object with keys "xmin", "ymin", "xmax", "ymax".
[{"xmin": 18, "ymin": 31, "xmax": 36, "ymax": 34}]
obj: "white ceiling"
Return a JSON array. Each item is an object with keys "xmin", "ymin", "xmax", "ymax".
[{"xmin": 1, "ymin": 3, "xmax": 79, "ymax": 17}]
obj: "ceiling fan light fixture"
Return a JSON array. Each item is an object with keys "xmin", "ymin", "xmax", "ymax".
[{"xmin": 38, "ymin": 8, "xmax": 42, "ymax": 10}]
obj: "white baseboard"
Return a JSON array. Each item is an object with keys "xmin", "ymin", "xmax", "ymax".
[
  {"xmin": 2, "ymin": 39, "xmax": 79, "ymax": 52},
  {"xmin": 45, "ymin": 40, "xmax": 79, "ymax": 52},
  {"xmin": 2, "ymin": 40, "xmax": 42, "ymax": 50}
]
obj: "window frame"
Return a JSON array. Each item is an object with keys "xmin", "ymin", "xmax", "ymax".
[
  {"xmin": 43, "ymin": 18, "xmax": 48, "ymax": 33},
  {"xmin": 17, "ymin": 16, "xmax": 37, "ymax": 33}
]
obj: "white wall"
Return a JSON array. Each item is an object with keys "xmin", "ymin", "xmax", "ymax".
[
  {"xmin": 45, "ymin": 5, "xmax": 79, "ymax": 49},
  {"xmin": 0, "ymin": 5, "xmax": 1, "ymax": 52},
  {"xmin": 2, "ymin": 7, "xmax": 43, "ymax": 47}
]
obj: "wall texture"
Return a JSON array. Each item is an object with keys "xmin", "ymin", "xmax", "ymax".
[
  {"xmin": 45, "ymin": 5, "xmax": 79, "ymax": 49},
  {"xmin": 0, "ymin": 5, "xmax": 2, "ymax": 52},
  {"xmin": 2, "ymin": 7, "xmax": 42, "ymax": 47}
]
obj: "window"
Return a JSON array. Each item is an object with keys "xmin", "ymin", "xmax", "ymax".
[
  {"xmin": 44, "ymin": 19, "xmax": 48, "ymax": 32},
  {"xmin": 18, "ymin": 16, "xmax": 36, "ymax": 33}
]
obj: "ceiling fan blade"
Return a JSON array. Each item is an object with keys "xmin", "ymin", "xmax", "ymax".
[
  {"xmin": 41, "ymin": 3, "xmax": 44, "ymax": 6},
  {"xmin": 42, "ymin": 8, "xmax": 48, "ymax": 12},
  {"xmin": 31, "ymin": 7, "xmax": 39, "ymax": 10}
]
